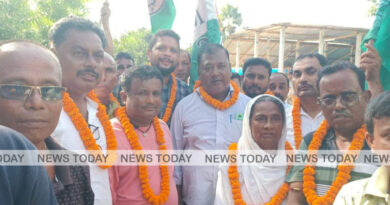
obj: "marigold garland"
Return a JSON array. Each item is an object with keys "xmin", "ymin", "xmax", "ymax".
[
  {"xmin": 228, "ymin": 142, "xmax": 293, "ymax": 205},
  {"xmin": 63, "ymin": 91, "xmax": 117, "ymax": 169},
  {"xmin": 198, "ymin": 80, "xmax": 239, "ymax": 110},
  {"xmin": 193, "ymin": 80, "xmax": 201, "ymax": 92},
  {"xmin": 117, "ymin": 107, "xmax": 170, "ymax": 205},
  {"xmin": 161, "ymin": 73, "xmax": 177, "ymax": 123},
  {"xmin": 302, "ymin": 121, "xmax": 366, "ymax": 205},
  {"xmin": 292, "ymin": 98, "xmax": 303, "ymax": 149},
  {"xmin": 265, "ymin": 91, "xmax": 274, "ymax": 96}
]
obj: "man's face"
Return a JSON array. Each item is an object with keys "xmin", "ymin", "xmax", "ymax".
[
  {"xmin": 174, "ymin": 51, "xmax": 190, "ymax": 82},
  {"xmin": 147, "ymin": 36, "xmax": 179, "ymax": 76},
  {"xmin": 366, "ymin": 116, "xmax": 390, "ymax": 157},
  {"xmin": 0, "ymin": 44, "xmax": 62, "ymax": 145},
  {"xmin": 242, "ymin": 65, "xmax": 269, "ymax": 98},
  {"xmin": 95, "ymin": 53, "xmax": 118, "ymax": 99},
  {"xmin": 319, "ymin": 69, "xmax": 370, "ymax": 135},
  {"xmin": 125, "ymin": 78, "xmax": 162, "ymax": 123},
  {"xmin": 116, "ymin": 58, "xmax": 134, "ymax": 76},
  {"xmin": 54, "ymin": 29, "xmax": 104, "ymax": 95},
  {"xmin": 198, "ymin": 49, "xmax": 232, "ymax": 99},
  {"xmin": 292, "ymin": 57, "xmax": 321, "ymax": 98},
  {"xmin": 269, "ymin": 74, "xmax": 289, "ymax": 101}
]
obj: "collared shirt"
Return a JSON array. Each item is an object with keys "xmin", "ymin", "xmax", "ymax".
[
  {"xmin": 159, "ymin": 76, "xmax": 191, "ymax": 126},
  {"xmin": 170, "ymin": 86, "xmax": 250, "ymax": 205},
  {"xmin": 109, "ymin": 118, "xmax": 178, "ymax": 205},
  {"xmin": 51, "ymin": 97, "xmax": 113, "ymax": 205},
  {"xmin": 286, "ymin": 129, "xmax": 378, "ymax": 196},
  {"xmin": 334, "ymin": 166, "xmax": 390, "ymax": 205},
  {"xmin": 286, "ymin": 106, "xmax": 324, "ymax": 149},
  {"xmin": 45, "ymin": 137, "xmax": 94, "ymax": 205}
]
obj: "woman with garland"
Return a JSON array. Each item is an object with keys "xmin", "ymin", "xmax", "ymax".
[{"xmin": 215, "ymin": 94, "xmax": 292, "ymax": 205}]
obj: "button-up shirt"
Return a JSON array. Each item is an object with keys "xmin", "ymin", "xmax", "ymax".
[
  {"xmin": 334, "ymin": 166, "xmax": 389, "ymax": 205},
  {"xmin": 51, "ymin": 97, "xmax": 113, "ymax": 205},
  {"xmin": 170, "ymin": 86, "xmax": 250, "ymax": 205},
  {"xmin": 286, "ymin": 105, "xmax": 324, "ymax": 149}
]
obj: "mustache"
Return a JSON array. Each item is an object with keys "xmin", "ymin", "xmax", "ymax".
[
  {"xmin": 274, "ymin": 93, "xmax": 284, "ymax": 101},
  {"xmin": 76, "ymin": 68, "xmax": 99, "ymax": 79},
  {"xmin": 334, "ymin": 109, "xmax": 352, "ymax": 117},
  {"xmin": 297, "ymin": 82, "xmax": 313, "ymax": 90}
]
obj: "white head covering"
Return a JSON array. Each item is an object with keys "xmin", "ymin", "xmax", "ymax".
[{"xmin": 215, "ymin": 94, "xmax": 288, "ymax": 205}]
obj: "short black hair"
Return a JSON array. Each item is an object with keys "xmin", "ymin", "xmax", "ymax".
[
  {"xmin": 242, "ymin": 57, "xmax": 272, "ymax": 76},
  {"xmin": 295, "ymin": 53, "xmax": 327, "ymax": 67},
  {"xmin": 148, "ymin": 30, "xmax": 180, "ymax": 50},
  {"xmin": 120, "ymin": 65, "xmax": 163, "ymax": 92},
  {"xmin": 317, "ymin": 61, "xmax": 366, "ymax": 91},
  {"xmin": 115, "ymin": 52, "xmax": 134, "ymax": 62},
  {"xmin": 49, "ymin": 16, "xmax": 106, "ymax": 49},
  {"xmin": 365, "ymin": 91, "xmax": 390, "ymax": 135},
  {"xmin": 231, "ymin": 72, "xmax": 240, "ymax": 80},
  {"xmin": 250, "ymin": 95, "xmax": 286, "ymax": 126},
  {"xmin": 271, "ymin": 72, "xmax": 289, "ymax": 86},
  {"xmin": 197, "ymin": 43, "xmax": 230, "ymax": 65}
]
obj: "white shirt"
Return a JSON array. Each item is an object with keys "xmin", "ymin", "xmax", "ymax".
[
  {"xmin": 51, "ymin": 97, "xmax": 112, "ymax": 205},
  {"xmin": 170, "ymin": 87, "xmax": 250, "ymax": 205},
  {"xmin": 286, "ymin": 105, "xmax": 324, "ymax": 149}
]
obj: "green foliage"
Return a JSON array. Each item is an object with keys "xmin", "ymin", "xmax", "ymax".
[
  {"xmin": 0, "ymin": 0, "xmax": 93, "ymax": 46},
  {"xmin": 114, "ymin": 28, "xmax": 152, "ymax": 65},
  {"xmin": 368, "ymin": 0, "xmax": 379, "ymax": 16},
  {"xmin": 218, "ymin": 4, "xmax": 242, "ymax": 42}
]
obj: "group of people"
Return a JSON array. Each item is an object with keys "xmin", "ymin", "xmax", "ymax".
[{"xmin": 0, "ymin": 2, "xmax": 389, "ymax": 205}]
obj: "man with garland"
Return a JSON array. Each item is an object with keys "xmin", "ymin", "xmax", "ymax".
[
  {"xmin": 286, "ymin": 61, "xmax": 377, "ymax": 204},
  {"xmin": 109, "ymin": 66, "xmax": 178, "ymax": 204},
  {"xmin": 170, "ymin": 43, "xmax": 250, "ymax": 205},
  {"xmin": 286, "ymin": 53, "xmax": 326, "ymax": 150},
  {"xmin": 49, "ymin": 17, "xmax": 116, "ymax": 205},
  {"xmin": 241, "ymin": 57, "xmax": 272, "ymax": 98},
  {"xmin": 95, "ymin": 52, "xmax": 120, "ymax": 119},
  {"xmin": 147, "ymin": 30, "xmax": 191, "ymax": 126}
]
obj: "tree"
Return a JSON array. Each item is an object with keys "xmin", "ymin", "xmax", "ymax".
[
  {"xmin": 219, "ymin": 4, "xmax": 242, "ymax": 42},
  {"xmin": 114, "ymin": 28, "xmax": 152, "ymax": 65},
  {"xmin": 0, "ymin": 0, "xmax": 92, "ymax": 45},
  {"xmin": 368, "ymin": 0, "xmax": 380, "ymax": 16}
]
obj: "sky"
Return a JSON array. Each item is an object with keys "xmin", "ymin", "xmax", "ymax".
[{"xmin": 87, "ymin": 0, "xmax": 375, "ymax": 48}]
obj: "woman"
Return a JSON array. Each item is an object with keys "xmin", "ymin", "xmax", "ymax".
[{"xmin": 215, "ymin": 94, "xmax": 291, "ymax": 205}]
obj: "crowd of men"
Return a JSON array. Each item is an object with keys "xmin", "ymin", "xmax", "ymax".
[{"xmin": 0, "ymin": 2, "xmax": 389, "ymax": 205}]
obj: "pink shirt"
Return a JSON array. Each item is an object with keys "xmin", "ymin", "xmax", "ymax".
[{"xmin": 109, "ymin": 118, "xmax": 178, "ymax": 205}]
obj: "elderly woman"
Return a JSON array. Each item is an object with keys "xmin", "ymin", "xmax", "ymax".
[{"xmin": 215, "ymin": 94, "xmax": 292, "ymax": 205}]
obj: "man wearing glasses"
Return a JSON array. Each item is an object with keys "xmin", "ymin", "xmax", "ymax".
[{"xmin": 286, "ymin": 61, "xmax": 377, "ymax": 204}]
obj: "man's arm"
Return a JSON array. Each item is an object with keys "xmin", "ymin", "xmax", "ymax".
[
  {"xmin": 360, "ymin": 40, "xmax": 384, "ymax": 98},
  {"xmin": 286, "ymin": 182, "xmax": 307, "ymax": 205},
  {"xmin": 101, "ymin": 0, "xmax": 115, "ymax": 56}
]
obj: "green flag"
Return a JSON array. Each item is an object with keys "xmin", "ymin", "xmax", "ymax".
[
  {"xmin": 361, "ymin": 0, "xmax": 390, "ymax": 90},
  {"xmin": 189, "ymin": 0, "xmax": 222, "ymax": 88},
  {"xmin": 147, "ymin": 0, "xmax": 176, "ymax": 34}
]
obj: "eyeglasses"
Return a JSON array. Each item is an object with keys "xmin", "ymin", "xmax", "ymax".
[
  {"xmin": 0, "ymin": 84, "xmax": 66, "ymax": 101},
  {"xmin": 117, "ymin": 64, "xmax": 132, "ymax": 70},
  {"xmin": 318, "ymin": 92, "xmax": 361, "ymax": 108}
]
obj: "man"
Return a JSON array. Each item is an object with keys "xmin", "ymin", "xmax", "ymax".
[
  {"xmin": 269, "ymin": 72, "xmax": 289, "ymax": 102},
  {"xmin": 0, "ymin": 125, "xmax": 57, "ymax": 205},
  {"xmin": 95, "ymin": 52, "xmax": 120, "ymax": 119},
  {"xmin": 174, "ymin": 49, "xmax": 191, "ymax": 84},
  {"xmin": 147, "ymin": 30, "xmax": 191, "ymax": 125},
  {"xmin": 241, "ymin": 57, "xmax": 271, "ymax": 98},
  {"xmin": 115, "ymin": 52, "xmax": 134, "ymax": 76},
  {"xmin": 49, "ymin": 17, "xmax": 115, "ymax": 205},
  {"xmin": 170, "ymin": 43, "xmax": 250, "ymax": 205},
  {"xmin": 286, "ymin": 54, "xmax": 326, "ymax": 149},
  {"xmin": 109, "ymin": 66, "xmax": 178, "ymax": 204},
  {"xmin": 334, "ymin": 91, "xmax": 390, "ymax": 204},
  {"xmin": 0, "ymin": 40, "xmax": 94, "ymax": 204},
  {"xmin": 286, "ymin": 61, "xmax": 377, "ymax": 204}
]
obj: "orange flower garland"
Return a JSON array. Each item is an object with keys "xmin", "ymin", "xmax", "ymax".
[
  {"xmin": 265, "ymin": 91, "xmax": 274, "ymax": 95},
  {"xmin": 302, "ymin": 121, "xmax": 366, "ymax": 205},
  {"xmin": 162, "ymin": 73, "xmax": 177, "ymax": 123},
  {"xmin": 228, "ymin": 142, "xmax": 293, "ymax": 205},
  {"xmin": 63, "ymin": 91, "xmax": 117, "ymax": 169},
  {"xmin": 117, "ymin": 107, "xmax": 170, "ymax": 205},
  {"xmin": 292, "ymin": 98, "xmax": 303, "ymax": 149},
  {"xmin": 198, "ymin": 80, "xmax": 240, "ymax": 110},
  {"xmin": 193, "ymin": 80, "xmax": 201, "ymax": 92}
]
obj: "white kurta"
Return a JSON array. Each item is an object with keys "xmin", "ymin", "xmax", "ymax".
[
  {"xmin": 51, "ymin": 97, "xmax": 112, "ymax": 205},
  {"xmin": 170, "ymin": 86, "xmax": 250, "ymax": 205}
]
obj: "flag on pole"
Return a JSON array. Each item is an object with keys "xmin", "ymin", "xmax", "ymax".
[
  {"xmin": 189, "ymin": 0, "xmax": 222, "ymax": 87},
  {"xmin": 361, "ymin": 0, "xmax": 390, "ymax": 90},
  {"xmin": 147, "ymin": 0, "xmax": 176, "ymax": 33}
]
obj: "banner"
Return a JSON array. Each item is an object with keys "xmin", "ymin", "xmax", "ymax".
[
  {"xmin": 189, "ymin": 0, "xmax": 222, "ymax": 88},
  {"xmin": 147, "ymin": 0, "xmax": 176, "ymax": 33},
  {"xmin": 361, "ymin": 0, "xmax": 390, "ymax": 90}
]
